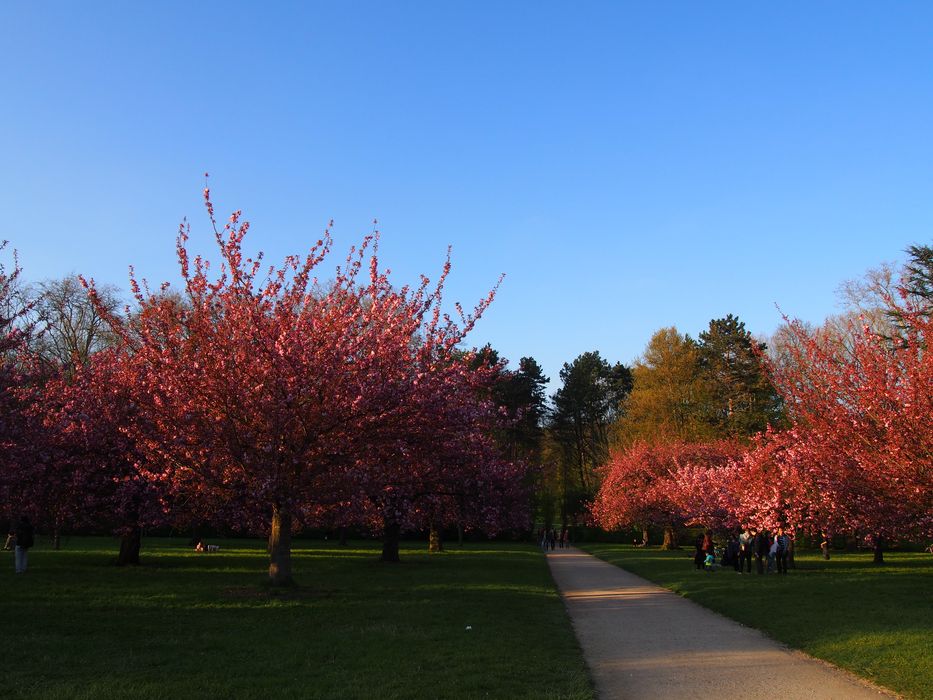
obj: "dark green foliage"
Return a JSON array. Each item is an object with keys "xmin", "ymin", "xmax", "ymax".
[
  {"xmin": 696, "ymin": 314, "xmax": 783, "ymax": 437},
  {"xmin": 2, "ymin": 538, "xmax": 593, "ymax": 699},
  {"xmin": 891, "ymin": 243, "xmax": 933, "ymax": 339},
  {"xmin": 902, "ymin": 243, "xmax": 933, "ymax": 306},
  {"xmin": 463, "ymin": 347, "xmax": 551, "ymax": 533},
  {"xmin": 497, "ymin": 355, "xmax": 550, "ymax": 462},
  {"xmin": 550, "ymin": 351, "xmax": 632, "ymax": 521},
  {"xmin": 467, "ymin": 347, "xmax": 549, "ymax": 461}
]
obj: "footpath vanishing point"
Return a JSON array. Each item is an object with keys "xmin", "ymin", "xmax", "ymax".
[{"xmin": 546, "ymin": 547, "xmax": 895, "ymax": 700}]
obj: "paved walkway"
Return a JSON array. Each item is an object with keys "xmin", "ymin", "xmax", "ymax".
[{"xmin": 546, "ymin": 547, "xmax": 894, "ymax": 700}]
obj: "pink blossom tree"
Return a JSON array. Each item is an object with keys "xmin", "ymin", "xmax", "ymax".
[
  {"xmin": 756, "ymin": 265, "xmax": 933, "ymax": 561},
  {"xmin": 591, "ymin": 440, "xmax": 742, "ymax": 547},
  {"xmin": 0, "ymin": 242, "xmax": 36, "ymax": 525},
  {"xmin": 85, "ymin": 189, "xmax": 503, "ymax": 583},
  {"xmin": 24, "ymin": 351, "xmax": 167, "ymax": 562}
]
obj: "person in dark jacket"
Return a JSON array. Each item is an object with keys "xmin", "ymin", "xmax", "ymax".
[
  {"xmin": 13, "ymin": 515, "xmax": 34, "ymax": 574},
  {"xmin": 725, "ymin": 534, "xmax": 740, "ymax": 571},
  {"xmin": 754, "ymin": 528, "xmax": 769, "ymax": 575},
  {"xmin": 693, "ymin": 533, "xmax": 705, "ymax": 570},
  {"xmin": 775, "ymin": 527, "xmax": 790, "ymax": 574}
]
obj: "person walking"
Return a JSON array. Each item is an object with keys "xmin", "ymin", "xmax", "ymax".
[
  {"xmin": 738, "ymin": 527, "xmax": 753, "ymax": 573},
  {"xmin": 13, "ymin": 515, "xmax": 34, "ymax": 574}
]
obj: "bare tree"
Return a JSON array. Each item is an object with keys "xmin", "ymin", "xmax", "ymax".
[{"xmin": 29, "ymin": 275, "xmax": 122, "ymax": 373}]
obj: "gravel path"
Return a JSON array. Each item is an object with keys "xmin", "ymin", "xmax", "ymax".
[{"xmin": 546, "ymin": 547, "xmax": 895, "ymax": 700}]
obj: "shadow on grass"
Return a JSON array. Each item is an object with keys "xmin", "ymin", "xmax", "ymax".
[{"xmin": 1, "ymin": 537, "xmax": 593, "ymax": 700}]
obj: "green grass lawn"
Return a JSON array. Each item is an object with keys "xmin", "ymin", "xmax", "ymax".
[
  {"xmin": 580, "ymin": 543, "xmax": 933, "ymax": 700},
  {"xmin": 2, "ymin": 537, "xmax": 593, "ymax": 700}
]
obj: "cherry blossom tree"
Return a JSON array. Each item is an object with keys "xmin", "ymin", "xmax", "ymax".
[
  {"xmin": 85, "ymin": 188, "xmax": 503, "ymax": 583},
  {"xmin": 658, "ymin": 447, "xmax": 745, "ymax": 534},
  {"xmin": 590, "ymin": 440, "xmax": 742, "ymax": 548},
  {"xmin": 23, "ymin": 351, "xmax": 166, "ymax": 561},
  {"xmin": 758, "ymin": 261, "xmax": 933, "ymax": 561},
  {"xmin": 321, "ymin": 347, "xmax": 528, "ymax": 561},
  {"xmin": 0, "ymin": 242, "xmax": 48, "ymax": 533}
]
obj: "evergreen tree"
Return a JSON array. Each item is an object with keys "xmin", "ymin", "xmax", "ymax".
[
  {"xmin": 892, "ymin": 243, "xmax": 933, "ymax": 339},
  {"xmin": 696, "ymin": 314, "xmax": 783, "ymax": 438},
  {"xmin": 499, "ymin": 356, "xmax": 550, "ymax": 462},
  {"xmin": 550, "ymin": 351, "xmax": 632, "ymax": 523},
  {"xmin": 903, "ymin": 243, "xmax": 933, "ymax": 306},
  {"xmin": 467, "ymin": 348, "xmax": 549, "ymax": 461}
]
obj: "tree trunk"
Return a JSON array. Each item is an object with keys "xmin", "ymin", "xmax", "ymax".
[
  {"xmin": 873, "ymin": 536, "xmax": 884, "ymax": 564},
  {"xmin": 456, "ymin": 493, "xmax": 465, "ymax": 547},
  {"xmin": 382, "ymin": 520, "xmax": 400, "ymax": 562},
  {"xmin": 338, "ymin": 526, "xmax": 347, "ymax": 546},
  {"xmin": 640, "ymin": 527, "xmax": 649, "ymax": 547},
  {"xmin": 53, "ymin": 524, "xmax": 61, "ymax": 551},
  {"xmin": 268, "ymin": 504, "xmax": 294, "ymax": 585},
  {"xmin": 661, "ymin": 526, "xmax": 678, "ymax": 550},
  {"xmin": 429, "ymin": 520, "xmax": 443, "ymax": 553},
  {"xmin": 117, "ymin": 525, "xmax": 141, "ymax": 566}
]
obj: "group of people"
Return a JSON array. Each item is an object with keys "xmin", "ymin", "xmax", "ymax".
[
  {"xmin": 4, "ymin": 515, "xmax": 35, "ymax": 574},
  {"xmin": 694, "ymin": 527, "xmax": 792, "ymax": 574},
  {"xmin": 538, "ymin": 528, "xmax": 570, "ymax": 551}
]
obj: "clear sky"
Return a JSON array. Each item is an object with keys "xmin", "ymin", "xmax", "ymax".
[{"xmin": 2, "ymin": 2, "xmax": 931, "ymax": 393}]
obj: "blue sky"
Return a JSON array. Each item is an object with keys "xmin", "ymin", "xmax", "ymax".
[{"xmin": 2, "ymin": 2, "xmax": 930, "ymax": 393}]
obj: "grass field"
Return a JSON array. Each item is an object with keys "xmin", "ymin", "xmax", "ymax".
[
  {"xmin": 2, "ymin": 537, "xmax": 593, "ymax": 700},
  {"xmin": 580, "ymin": 543, "xmax": 933, "ymax": 700}
]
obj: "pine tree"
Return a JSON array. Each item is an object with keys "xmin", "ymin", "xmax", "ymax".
[
  {"xmin": 697, "ymin": 314, "xmax": 783, "ymax": 438},
  {"xmin": 550, "ymin": 351, "xmax": 632, "ymax": 523}
]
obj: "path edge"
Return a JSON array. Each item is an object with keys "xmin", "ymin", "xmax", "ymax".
[{"xmin": 572, "ymin": 545, "xmax": 903, "ymax": 700}]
